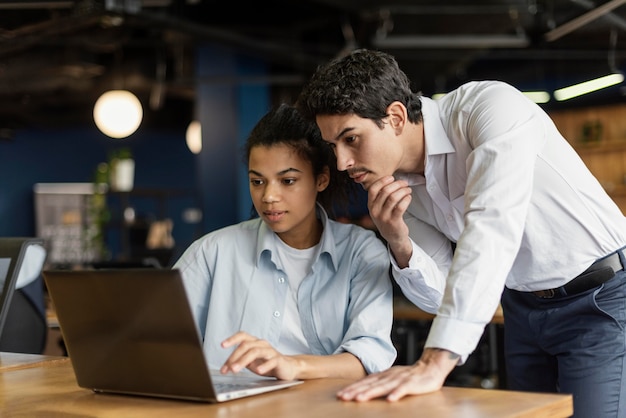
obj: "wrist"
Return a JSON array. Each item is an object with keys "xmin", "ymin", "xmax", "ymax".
[
  {"xmin": 389, "ymin": 239, "xmax": 413, "ymax": 268},
  {"xmin": 419, "ymin": 347, "xmax": 461, "ymax": 376}
]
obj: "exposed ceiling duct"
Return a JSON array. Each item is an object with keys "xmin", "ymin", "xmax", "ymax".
[{"xmin": 0, "ymin": 0, "xmax": 624, "ymax": 130}]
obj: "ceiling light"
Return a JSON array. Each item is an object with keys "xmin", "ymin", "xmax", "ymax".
[
  {"xmin": 93, "ymin": 90, "xmax": 143, "ymax": 139},
  {"xmin": 186, "ymin": 120, "xmax": 202, "ymax": 154},
  {"xmin": 522, "ymin": 91, "xmax": 550, "ymax": 104},
  {"xmin": 554, "ymin": 73, "xmax": 624, "ymax": 101}
]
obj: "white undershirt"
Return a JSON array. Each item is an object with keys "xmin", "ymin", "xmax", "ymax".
[{"xmin": 273, "ymin": 235, "xmax": 318, "ymax": 355}]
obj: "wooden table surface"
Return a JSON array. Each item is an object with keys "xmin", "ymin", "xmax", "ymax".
[
  {"xmin": 0, "ymin": 351, "xmax": 69, "ymax": 371},
  {"xmin": 0, "ymin": 355, "xmax": 572, "ymax": 418}
]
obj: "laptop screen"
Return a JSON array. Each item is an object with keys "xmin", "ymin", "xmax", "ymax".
[{"xmin": 0, "ymin": 257, "xmax": 11, "ymax": 296}]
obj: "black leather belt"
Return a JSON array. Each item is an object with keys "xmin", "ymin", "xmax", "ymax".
[{"xmin": 533, "ymin": 250, "xmax": 624, "ymax": 299}]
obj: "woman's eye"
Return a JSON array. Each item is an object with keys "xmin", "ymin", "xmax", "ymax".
[
  {"xmin": 250, "ymin": 179, "xmax": 263, "ymax": 186},
  {"xmin": 283, "ymin": 178, "xmax": 296, "ymax": 185},
  {"xmin": 345, "ymin": 135, "xmax": 356, "ymax": 143}
]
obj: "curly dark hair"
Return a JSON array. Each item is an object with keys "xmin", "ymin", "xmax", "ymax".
[
  {"xmin": 296, "ymin": 49, "xmax": 423, "ymax": 129},
  {"xmin": 243, "ymin": 103, "xmax": 357, "ymax": 219}
]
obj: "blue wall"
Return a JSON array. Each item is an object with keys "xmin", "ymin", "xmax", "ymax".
[
  {"xmin": 0, "ymin": 125, "xmax": 197, "ymax": 260},
  {"xmin": 0, "ymin": 45, "xmax": 272, "ymax": 265}
]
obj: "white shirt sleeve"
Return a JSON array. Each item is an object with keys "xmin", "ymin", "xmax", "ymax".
[
  {"xmin": 391, "ymin": 213, "xmax": 452, "ymax": 314},
  {"xmin": 426, "ymin": 82, "xmax": 541, "ymax": 358}
]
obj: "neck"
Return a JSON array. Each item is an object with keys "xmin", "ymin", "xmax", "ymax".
[
  {"xmin": 278, "ymin": 218, "xmax": 323, "ymax": 250},
  {"xmin": 400, "ymin": 122, "xmax": 426, "ymax": 175}
]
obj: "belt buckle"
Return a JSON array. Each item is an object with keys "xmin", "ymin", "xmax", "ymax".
[{"xmin": 535, "ymin": 289, "xmax": 556, "ymax": 299}]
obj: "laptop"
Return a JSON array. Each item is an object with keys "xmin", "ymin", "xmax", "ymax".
[{"xmin": 42, "ymin": 268, "xmax": 303, "ymax": 402}]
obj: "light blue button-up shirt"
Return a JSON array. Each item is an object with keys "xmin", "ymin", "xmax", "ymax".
[{"xmin": 173, "ymin": 205, "xmax": 396, "ymax": 374}]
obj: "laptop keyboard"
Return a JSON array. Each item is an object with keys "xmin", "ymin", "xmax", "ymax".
[{"xmin": 214, "ymin": 382, "xmax": 260, "ymax": 392}]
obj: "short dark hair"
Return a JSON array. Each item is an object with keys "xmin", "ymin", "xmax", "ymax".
[
  {"xmin": 244, "ymin": 103, "xmax": 356, "ymax": 218},
  {"xmin": 297, "ymin": 49, "xmax": 423, "ymax": 128}
]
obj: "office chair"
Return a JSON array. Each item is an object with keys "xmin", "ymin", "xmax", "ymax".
[{"xmin": 0, "ymin": 237, "xmax": 48, "ymax": 354}]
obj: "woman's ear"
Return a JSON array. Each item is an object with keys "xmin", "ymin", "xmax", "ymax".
[
  {"xmin": 386, "ymin": 101, "xmax": 408, "ymax": 135},
  {"xmin": 317, "ymin": 166, "xmax": 330, "ymax": 192}
]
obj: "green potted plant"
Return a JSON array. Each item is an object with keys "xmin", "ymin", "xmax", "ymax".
[{"xmin": 108, "ymin": 148, "xmax": 135, "ymax": 192}]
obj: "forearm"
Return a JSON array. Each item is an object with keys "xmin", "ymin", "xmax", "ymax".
[{"xmin": 290, "ymin": 352, "xmax": 366, "ymax": 380}]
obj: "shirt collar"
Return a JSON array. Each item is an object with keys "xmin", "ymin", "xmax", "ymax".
[
  {"xmin": 421, "ymin": 96, "xmax": 456, "ymax": 156},
  {"xmin": 395, "ymin": 97, "xmax": 455, "ymax": 187},
  {"xmin": 255, "ymin": 203, "xmax": 338, "ymax": 271}
]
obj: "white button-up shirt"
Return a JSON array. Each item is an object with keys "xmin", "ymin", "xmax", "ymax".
[{"xmin": 392, "ymin": 80, "xmax": 626, "ymax": 359}]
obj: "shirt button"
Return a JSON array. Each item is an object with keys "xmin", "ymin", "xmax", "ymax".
[
  {"xmin": 273, "ymin": 311, "xmax": 281, "ymax": 318},
  {"xmin": 278, "ymin": 277, "xmax": 285, "ymax": 283}
]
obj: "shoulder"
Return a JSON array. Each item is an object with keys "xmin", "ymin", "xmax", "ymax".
[
  {"xmin": 442, "ymin": 81, "xmax": 529, "ymax": 111},
  {"xmin": 192, "ymin": 218, "xmax": 262, "ymax": 249},
  {"xmin": 437, "ymin": 80, "xmax": 537, "ymax": 130},
  {"xmin": 174, "ymin": 218, "xmax": 262, "ymax": 268},
  {"xmin": 326, "ymin": 218, "xmax": 386, "ymax": 251}
]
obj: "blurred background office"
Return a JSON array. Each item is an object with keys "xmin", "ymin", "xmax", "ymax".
[{"xmin": 1, "ymin": 0, "xmax": 625, "ymax": 268}]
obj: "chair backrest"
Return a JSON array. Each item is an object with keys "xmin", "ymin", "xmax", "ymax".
[{"xmin": 0, "ymin": 237, "xmax": 46, "ymax": 341}]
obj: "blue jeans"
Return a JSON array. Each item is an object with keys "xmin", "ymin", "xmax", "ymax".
[{"xmin": 502, "ymin": 260, "xmax": 626, "ymax": 418}]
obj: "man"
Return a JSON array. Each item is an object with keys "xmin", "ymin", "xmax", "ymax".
[{"xmin": 296, "ymin": 48, "xmax": 626, "ymax": 417}]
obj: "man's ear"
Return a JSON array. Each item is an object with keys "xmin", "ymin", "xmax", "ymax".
[
  {"xmin": 386, "ymin": 101, "xmax": 408, "ymax": 135},
  {"xmin": 317, "ymin": 166, "xmax": 330, "ymax": 192}
]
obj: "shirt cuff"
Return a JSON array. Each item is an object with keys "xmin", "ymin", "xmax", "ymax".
[{"xmin": 424, "ymin": 315, "xmax": 487, "ymax": 365}]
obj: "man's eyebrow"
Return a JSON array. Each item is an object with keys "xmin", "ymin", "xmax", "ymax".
[{"xmin": 333, "ymin": 126, "xmax": 355, "ymax": 142}]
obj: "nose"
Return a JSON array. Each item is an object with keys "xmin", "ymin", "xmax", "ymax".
[
  {"xmin": 261, "ymin": 182, "xmax": 280, "ymax": 203},
  {"xmin": 334, "ymin": 145, "xmax": 354, "ymax": 172}
]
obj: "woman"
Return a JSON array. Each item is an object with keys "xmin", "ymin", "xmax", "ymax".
[{"xmin": 173, "ymin": 104, "xmax": 396, "ymax": 381}]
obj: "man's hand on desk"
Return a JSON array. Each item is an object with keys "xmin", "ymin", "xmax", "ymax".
[{"xmin": 336, "ymin": 348, "xmax": 458, "ymax": 402}]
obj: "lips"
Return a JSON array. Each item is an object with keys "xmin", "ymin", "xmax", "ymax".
[
  {"xmin": 263, "ymin": 210, "xmax": 286, "ymax": 222},
  {"xmin": 349, "ymin": 171, "xmax": 367, "ymax": 184}
]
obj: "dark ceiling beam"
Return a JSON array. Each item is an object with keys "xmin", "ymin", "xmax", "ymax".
[
  {"xmin": 125, "ymin": 10, "xmax": 341, "ymax": 73},
  {"xmin": 545, "ymin": 0, "xmax": 626, "ymax": 42},
  {"xmin": 571, "ymin": 0, "xmax": 626, "ymax": 30},
  {"xmin": 0, "ymin": 12, "xmax": 104, "ymax": 56},
  {"xmin": 0, "ymin": 1, "xmax": 74, "ymax": 9},
  {"xmin": 372, "ymin": 34, "xmax": 530, "ymax": 49},
  {"xmin": 0, "ymin": 0, "xmax": 171, "ymax": 9}
]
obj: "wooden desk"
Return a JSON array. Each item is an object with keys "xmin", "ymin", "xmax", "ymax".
[
  {"xmin": 0, "ymin": 359, "xmax": 572, "ymax": 417},
  {"xmin": 0, "ymin": 352, "xmax": 68, "ymax": 371}
]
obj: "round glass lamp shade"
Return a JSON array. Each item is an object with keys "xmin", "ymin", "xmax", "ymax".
[
  {"xmin": 93, "ymin": 90, "xmax": 143, "ymax": 138},
  {"xmin": 186, "ymin": 120, "xmax": 202, "ymax": 154}
]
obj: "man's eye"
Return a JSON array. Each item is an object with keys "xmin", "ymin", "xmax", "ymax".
[
  {"xmin": 250, "ymin": 179, "xmax": 263, "ymax": 186},
  {"xmin": 345, "ymin": 135, "xmax": 356, "ymax": 143},
  {"xmin": 283, "ymin": 178, "xmax": 296, "ymax": 185}
]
